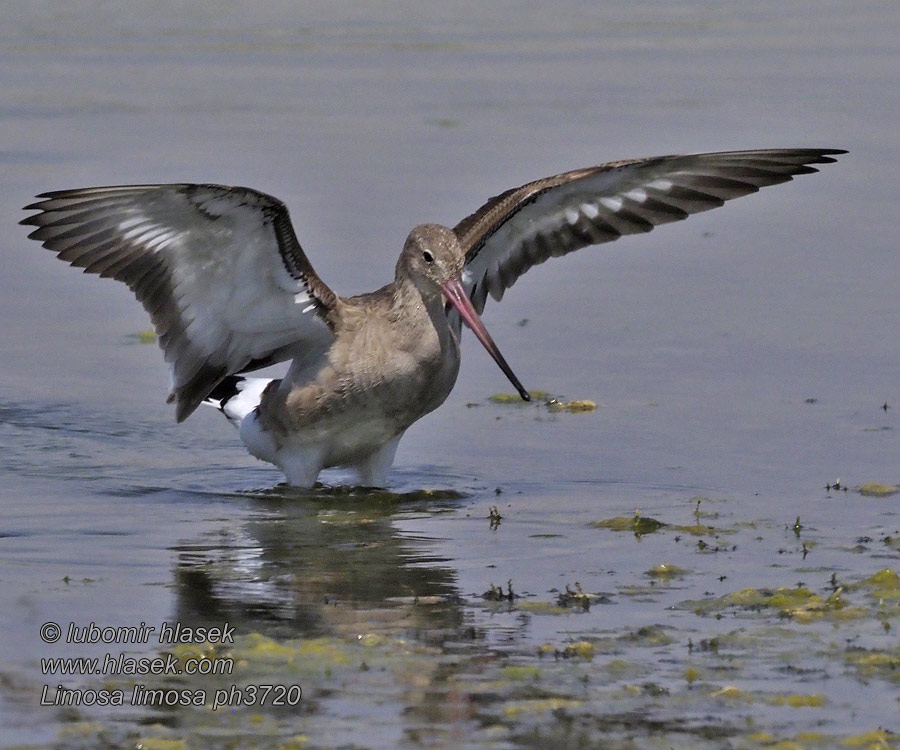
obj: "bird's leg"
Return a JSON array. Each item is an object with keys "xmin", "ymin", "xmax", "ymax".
[
  {"xmin": 276, "ymin": 442, "xmax": 327, "ymax": 488},
  {"xmin": 353, "ymin": 432, "xmax": 405, "ymax": 487}
]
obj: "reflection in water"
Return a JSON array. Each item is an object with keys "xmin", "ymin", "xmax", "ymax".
[
  {"xmin": 158, "ymin": 491, "xmax": 488, "ymax": 748},
  {"xmin": 171, "ymin": 491, "xmax": 466, "ymax": 639}
]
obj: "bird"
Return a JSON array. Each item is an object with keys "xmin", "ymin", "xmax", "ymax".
[{"xmin": 21, "ymin": 148, "xmax": 845, "ymax": 487}]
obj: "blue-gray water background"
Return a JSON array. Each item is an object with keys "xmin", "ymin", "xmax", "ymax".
[{"xmin": 1, "ymin": 2, "xmax": 898, "ymax": 748}]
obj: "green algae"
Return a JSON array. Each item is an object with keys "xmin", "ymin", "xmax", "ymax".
[
  {"xmin": 622, "ymin": 624, "xmax": 673, "ymax": 646},
  {"xmin": 134, "ymin": 738, "xmax": 187, "ymax": 750},
  {"xmin": 841, "ymin": 729, "xmax": 898, "ymax": 748},
  {"xmin": 546, "ymin": 399, "xmax": 597, "ymax": 413},
  {"xmin": 489, "ymin": 392, "xmax": 531, "ymax": 404},
  {"xmin": 711, "ymin": 685, "xmax": 752, "ymax": 701},
  {"xmin": 844, "ymin": 646, "xmax": 900, "ymax": 682},
  {"xmin": 125, "ymin": 330, "xmax": 157, "ymax": 344},
  {"xmin": 590, "ymin": 508, "xmax": 734, "ymax": 541},
  {"xmin": 488, "ymin": 391, "xmax": 597, "ymax": 412},
  {"xmin": 562, "ymin": 641, "xmax": 596, "ymax": 659},
  {"xmin": 489, "ymin": 390, "xmax": 554, "ymax": 404},
  {"xmin": 682, "ymin": 584, "xmax": 856, "ymax": 621},
  {"xmin": 236, "ymin": 633, "xmax": 354, "ymax": 675},
  {"xmin": 502, "ymin": 665, "xmax": 543, "ymax": 681},
  {"xmin": 590, "ymin": 511, "xmax": 667, "ymax": 537},
  {"xmin": 858, "ymin": 568, "xmax": 900, "ymax": 601},
  {"xmin": 858, "ymin": 482, "xmax": 899, "ymax": 497},
  {"xmin": 770, "ymin": 693, "xmax": 826, "ymax": 708},
  {"xmin": 503, "ymin": 697, "xmax": 583, "ymax": 718},
  {"xmin": 645, "ymin": 562, "xmax": 689, "ymax": 579},
  {"xmin": 739, "ymin": 729, "xmax": 898, "ymax": 750},
  {"xmin": 34, "ymin": 506, "xmax": 900, "ymax": 750},
  {"xmin": 673, "ymin": 522, "xmax": 722, "ymax": 536}
]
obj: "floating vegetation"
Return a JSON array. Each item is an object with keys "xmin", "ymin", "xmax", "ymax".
[
  {"xmin": 682, "ymin": 570, "xmax": 900, "ymax": 624},
  {"xmin": 673, "ymin": 521, "xmax": 721, "ymax": 537},
  {"xmin": 853, "ymin": 568, "xmax": 900, "ymax": 603},
  {"xmin": 555, "ymin": 581, "xmax": 607, "ymax": 610},
  {"xmin": 843, "ymin": 646, "xmax": 900, "ymax": 682},
  {"xmin": 590, "ymin": 505, "xmax": 732, "ymax": 542},
  {"xmin": 501, "ymin": 665, "xmax": 542, "ymax": 681},
  {"xmin": 489, "ymin": 390, "xmax": 553, "ymax": 404},
  {"xmin": 740, "ymin": 729, "xmax": 898, "ymax": 749},
  {"xmin": 125, "ymin": 329, "xmax": 157, "ymax": 344},
  {"xmin": 27, "ymin": 486, "xmax": 900, "ymax": 750},
  {"xmin": 35, "ymin": 559, "xmax": 900, "ymax": 750},
  {"xmin": 489, "ymin": 392, "xmax": 531, "ymax": 404},
  {"xmin": 562, "ymin": 640, "xmax": 596, "ymax": 659},
  {"xmin": 133, "ymin": 738, "xmax": 186, "ymax": 750},
  {"xmin": 842, "ymin": 729, "xmax": 899, "ymax": 748},
  {"xmin": 488, "ymin": 391, "xmax": 596, "ymax": 412},
  {"xmin": 858, "ymin": 482, "xmax": 899, "ymax": 497},
  {"xmin": 478, "ymin": 581, "xmax": 610, "ymax": 616},
  {"xmin": 503, "ymin": 697, "xmax": 583, "ymax": 718},
  {"xmin": 546, "ymin": 398, "xmax": 597, "ymax": 413},
  {"xmin": 769, "ymin": 693, "xmax": 825, "ymax": 708},
  {"xmin": 682, "ymin": 584, "xmax": 858, "ymax": 621},
  {"xmin": 483, "ymin": 579, "xmax": 517, "ymax": 601},
  {"xmin": 535, "ymin": 641, "xmax": 600, "ymax": 661},
  {"xmin": 622, "ymin": 625, "xmax": 673, "ymax": 647},
  {"xmin": 516, "ymin": 600, "xmax": 571, "ymax": 615},
  {"xmin": 237, "ymin": 632, "xmax": 353, "ymax": 672},
  {"xmin": 645, "ymin": 562, "xmax": 689, "ymax": 579},
  {"xmin": 590, "ymin": 511, "xmax": 667, "ymax": 537},
  {"xmin": 711, "ymin": 685, "xmax": 750, "ymax": 701},
  {"xmin": 707, "ymin": 688, "xmax": 827, "ymax": 708}
]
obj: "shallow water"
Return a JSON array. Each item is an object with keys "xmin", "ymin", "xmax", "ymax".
[{"xmin": 2, "ymin": 1, "xmax": 899, "ymax": 748}]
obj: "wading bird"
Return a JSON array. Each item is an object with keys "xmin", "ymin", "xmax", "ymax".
[{"xmin": 22, "ymin": 148, "xmax": 844, "ymax": 487}]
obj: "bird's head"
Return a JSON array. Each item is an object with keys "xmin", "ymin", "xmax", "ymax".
[
  {"xmin": 397, "ymin": 223, "xmax": 530, "ymax": 401},
  {"xmin": 397, "ymin": 223, "xmax": 465, "ymax": 294}
]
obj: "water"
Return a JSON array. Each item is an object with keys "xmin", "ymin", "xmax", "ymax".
[{"xmin": 2, "ymin": 1, "xmax": 899, "ymax": 747}]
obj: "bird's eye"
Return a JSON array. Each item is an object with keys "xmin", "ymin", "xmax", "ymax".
[{"xmin": 422, "ymin": 250, "xmax": 434, "ymax": 264}]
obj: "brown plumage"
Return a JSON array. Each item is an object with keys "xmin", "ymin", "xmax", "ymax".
[{"xmin": 21, "ymin": 148, "xmax": 845, "ymax": 486}]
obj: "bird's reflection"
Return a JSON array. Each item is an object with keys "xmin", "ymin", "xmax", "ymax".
[
  {"xmin": 113, "ymin": 485, "xmax": 529, "ymax": 747},
  {"xmin": 170, "ymin": 486, "xmax": 468, "ymax": 641}
]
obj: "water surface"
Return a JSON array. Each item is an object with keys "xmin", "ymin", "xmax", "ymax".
[{"xmin": 2, "ymin": 2, "xmax": 899, "ymax": 748}]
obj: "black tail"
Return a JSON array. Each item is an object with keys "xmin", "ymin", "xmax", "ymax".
[
  {"xmin": 202, "ymin": 375, "xmax": 273, "ymax": 429},
  {"xmin": 205, "ymin": 375, "xmax": 245, "ymax": 411}
]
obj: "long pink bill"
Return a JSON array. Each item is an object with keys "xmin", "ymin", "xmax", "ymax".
[{"xmin": 442, "ymin": 276, "xmax": 531, "ymax": 401}]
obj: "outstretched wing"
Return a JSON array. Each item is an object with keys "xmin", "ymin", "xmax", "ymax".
[
  {"xmin": 22, "ymin": 184, "xmax": 338, "ymax": 421},
  {"xmin": 454, "ymin": 148, "xmax": 845, "ymax": 313}
]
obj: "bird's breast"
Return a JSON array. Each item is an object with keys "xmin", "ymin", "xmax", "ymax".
[{"xmin": 266, "ymin": 304, "xmax": 460, "ymax": 441}]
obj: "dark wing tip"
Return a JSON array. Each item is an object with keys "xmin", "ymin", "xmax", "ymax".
[
  {"xmin": 174, "ymin": 403, "xmax": 194, "ymax": 423},
  {"xmin": 800, "ymin": 147, "xmax": 848, "ymax": 163},
  {"xmin": 21, "ymin": 197, "xmax": 49, "ymax": 220}
]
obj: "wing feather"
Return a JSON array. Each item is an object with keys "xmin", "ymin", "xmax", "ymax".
[
  {"xmin": 455, "ymin": 148, "xmax": 845, "ymax": 313},
  {"xmin": 22, "ymin": 184, "xmax": 337, "ymax": 421}
]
